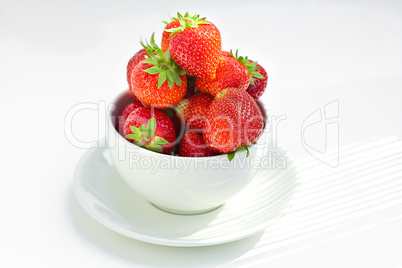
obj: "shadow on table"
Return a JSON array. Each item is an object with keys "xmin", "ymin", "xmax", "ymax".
[{"xmin": 69, "ymin": 189, "xmax": 263, "ymax": 267}]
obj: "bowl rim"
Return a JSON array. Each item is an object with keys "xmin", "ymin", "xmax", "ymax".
[{"xmin": 108, "ymin": 89, "xmax": 264, "ymax": 160}]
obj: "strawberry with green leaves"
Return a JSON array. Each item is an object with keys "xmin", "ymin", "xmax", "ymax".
[
  {"xmin": 130, "ymin": 33, "xmax": 187, "ymax": 109},
  {"xmin": 246, "ymin": 60, "xmax": 268, "ymax": 100},
  {"xmin": 175, "ymin": 93, "xmax": 214, "ymax": 131},
  {"xmin": 161, "ymin": 16, "xmax": 184, "ymax": 53},
  {"xmin": 163, "ymin": 12, "xmax": 222, "ymax": 80},
  {"xmin": 124, "ymin": 107, "xmax": 176, "ymax": 154},
  {"xmin": 179, "ymin": 131, "xmax": 216, "ymax": 157},
  {"xmin": 196, "ymin": 50, "xmax": 264, "ymax": 96},
  {"xmin": 203, "ymin": 87, "xmax": 264, "ymax": 158}
]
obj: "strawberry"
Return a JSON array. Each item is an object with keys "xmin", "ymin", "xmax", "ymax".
[
  {"xmin": 164, "ymin": 12, "xmax": 222, "ymax": 80},
  {"xmin": 246, "ymin": 61, "xmax": 268, "ymax": 100},
  {"xmin": 128, "ymin": 88, "xmax": 137, "ymax": 102},
  {"xmin": 179, "ymin": 131, "xmax": 216, "ymax": 157},
  {"xmin": 161, "ymin": 108, "xmax": 183, "ymax": 155},
  {"xmin": 123, "ymin": 107, "xmax": 176, "ymax": 154},
  {"xmin": 127, "ymin": 49, "xmax": 149, "ymax": 101},
  {"xmin": 127, "ymin": 49, "xmax": 148, "ymax": 84},
  {"xmin": 196, "ymin": 50, "xmax": 264, "ymax": 96},
  {"xmin": 161, "ymin": 108, "xmax": 183, "ymax": 138},
  {"xmin": 118, "ymin": 100, "xmax": 144, "ymax": 134},
  {"xmin": 176, "ymin": 93, "xmax": 214, "ymax": 131},
  {"xmin": 161, "ymin": 13, "xmax": 194, "ymax": 53},
  {"xmin": 203, "ymin": 87, "xmax": 264, "ymax": 158},
  {"xmin": 161, "ymin": 16, "xmax": 185, "ymax": 53},
  {"xmin": 220, "ymin": 51, "xmax": 233, "ymax": 58},
  {"xmin": 130, "ymin": 33, "xmax": 187, "ymax": 109}
]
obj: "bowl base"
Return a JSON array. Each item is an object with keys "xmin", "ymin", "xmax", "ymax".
[{"xmin": 150, "ymin": 203, "xmax": 223, "ymax": 216}]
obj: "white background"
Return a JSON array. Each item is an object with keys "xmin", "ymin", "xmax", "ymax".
[{"xmin": 1, "ymin": 0, "xmax": 401, "ymax": 267}]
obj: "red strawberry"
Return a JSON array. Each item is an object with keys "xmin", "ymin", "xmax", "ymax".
[
  {"xmin": 179, "ymin": 131, "xmax": 216, "ymax": 157},
  {"xmin": 128, "ymin": 87, "xmax": 137, "ymax": 102},
  {"xmin": 246, "ymin": 61, "xmax": 268, "ymax": 100},
  {"xmin": 220, "ymin": 51, "xmax": 233, "ymax": 58},
  {"xmin": 130, "ymin": 33, "xmax": 187, "ymax": 109},
  {"xmin": 176, "ymin": 93, "xmax": 214, "ymax": 131},
  {"xmin": 203, "ymin": 87, "xmax": 264, "ymax": 158},
  {"xmin": 161, "ymin": 108, "xmax": 184, "ymax": 155},
  {"xmin": 161, "ymin": 108, "xmax": 183, "ymax": 138},
  {"xmin": 161, "ymin": 15, "xmax": 188, "ymax": 53},
  {"xmin": 123, "ymin": 107, "xmax": 176, "ymax": 154},
  {"xmin": 127, "ymin": 49, "xmax": 148, "ymax": 84},
  {"xmin": 165, "ymin": 12, "xmax": 222, "ymax": 80},
  {"xmin": 196, "ymin": 50, "xmax": 264, "ymax": 96},
  {"xmin": 118, "ymin": 100, "xmax": 144, "ymax": 134},
  {"xmin": 127, "ymin": 49, "xmax": 149, "ymax": 101},
  {"xmin": 161, "ymin": 13, "xmax": 194, "ymax": 53}
]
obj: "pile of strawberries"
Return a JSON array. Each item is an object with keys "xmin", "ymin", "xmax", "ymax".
[{"xmin": 119, "ymin": 12, "xmax": 268, "ymax": 160}]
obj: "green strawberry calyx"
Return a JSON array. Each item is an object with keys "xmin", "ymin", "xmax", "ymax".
[
  {"xmin": 164, "ymin": 12, "xmax": 210, "ymax": 38},
  {"xmin": 227, "ymin": 145, "xmax": 251, "ymax": 162},
  {"xmin": 141, "ymin": 33, "xmax": 186, "ymax": 89},
  {"xmin": 230, "ymin": 49, "xmax": 264, "ymax": 86},
  {"xmin": 125, "ymin": 117, "xmax": 170, "ymax": 153}
]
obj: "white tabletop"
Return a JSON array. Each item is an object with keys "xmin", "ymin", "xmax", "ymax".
[{"xmin": 1, "ymin": 1, "xmax": 402, "ymax": 267}]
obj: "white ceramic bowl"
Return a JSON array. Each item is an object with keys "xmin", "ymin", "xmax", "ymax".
[{"xmin": 107, "ymin": 90, "xmax": 270, "ymax": 214}]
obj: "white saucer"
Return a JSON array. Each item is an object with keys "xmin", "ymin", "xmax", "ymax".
[{"xmin": 74, "ymin": 144, "xmax": 300, "ymax": 247}]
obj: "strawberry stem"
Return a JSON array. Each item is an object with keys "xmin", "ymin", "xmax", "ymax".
[
  {"xmin": 230, "ymin": 49, "xmax": 264, "ymax": 86},
  {"xmin": 140, "ymin": 33, "xmax": 186, "ymax": 89},
  {"xmin": 227, "ymin": 145, "xmax": 251, "ymax": 161},
  {"xmin": 125, "ymin": 117, "xmax": 170, "ymax": 153},
  {"xmin": 164, "ymin": 12, "xmax": 210, "ymax": 38}
]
